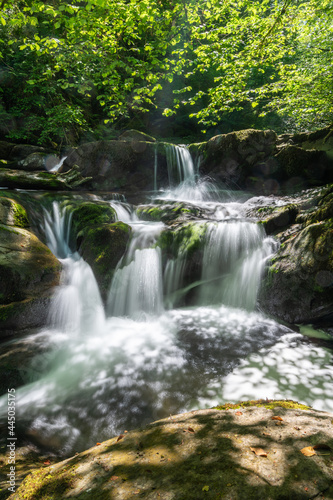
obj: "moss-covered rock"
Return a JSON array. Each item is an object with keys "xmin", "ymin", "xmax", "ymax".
[
  {"xmin": 77, "ymin": 222, "xmax": 131, "ymax": 300},
  {"xmin": 62, "ymin": 140, "xmax": 169, "ymax": 192},
  {"xmin": 0, "ymin": 225, "xmax": 61, "ymax": 337},
  {"xmin": 194, "ymin": 129, "xmax": 279, "ymax": 191},
  {"xmin": 118, "ymin": 129, "xmax": 156, "ymax": 143},
  {"xmin": 0, "ymin": 197, "xmax": 29, "ymax": 228},
  {"xmin": 65, "ymin": 201, "xmax": 117, "ymax": 239},
  {"xmin": 259, "ymin": 204, "xmax": 299, "ymax": 235},
  {"xmin": 259, "ymin": 185, "xmax": 333, "ymax": 324},
  {"xmin": 0, "ymin": 165, "xmax": 91, "ymax": 190},
  {"xmin": 137, "ymin": 201, "xmax": 203, "ymax": 224}
]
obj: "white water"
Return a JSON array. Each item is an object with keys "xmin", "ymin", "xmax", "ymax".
[
  {"xmin": 0, "ymin": 147, "xmax": 332, "ymax": 456},
  {"xmin": 49, "ymin": 156, "xmax": 67, "ymax": 172}
]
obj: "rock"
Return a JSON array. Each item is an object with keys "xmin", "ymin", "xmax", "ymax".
[
  {"xmin": 0, "ymin": 140, "xmax": 15, "ymax": 160},
  {"xmin": 0, "ymin": 165, "xmax": 91, "ymax": 190},
  {"xmin": 62, "ymin": 140, "xmax": 169, "ymax": 191},
  {"xmin": 0, "ymin": 223, "xmax": 61, "ymax": 337},
  {"xmin": 259, "ymin": 185, "xmax": 333, "ymax": 323},
  {"xmin": 193, "ymin": 129, "xmax": 279, "ymax": 191},
  {"xmin": 191, "ymin": 126, "xmax": 333, "ymax": 194},
  {"xmin": 16, "ymin": 152, "xmax": 61, "ymax": 172},
  {"xmin": 77, "ymin": 222, "xmax": 131, "ymax": 300},
  {"xmin": 10, "ymin": 144, "xmax": 52, "ymax": 161},
  {"xmin": 137, "ymin": 201, "xmax": 204, "ymax": 224},
  {"xmin": 67, "ymin": 200, "xmax": 117, "ymax": 237},
  {"xmin": 0, "ymin": 197, "xmax": 29, "ymax": 228},
  {"xmin": 258, "ymin": 204, "xmax": 299, "ymax": 235},
  {"xmin": 274, "ymin": 145, "xmax": 333, "ymax": 187},
  {"xmin": 118, "ymin": 129, "xmax": 156, "ymax": 142},
  {"xmin": 9, "ymin": 403, "xmax": 333, "ymax": 500}
]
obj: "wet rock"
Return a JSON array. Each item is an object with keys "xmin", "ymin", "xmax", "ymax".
[
  {"xmin": 258, "ymin": 184, "xmax": 333, "ymax": 323},
  {"xmin": 16, "ymin": 152, "xmax": 61, "ymax": 172},
  {"xmin": 0, "ymin": 223, "xmax": 61, "ymax": 337},
  {"xmin": 62, "ymin": 140, "xmax": 170, "ymax": 191},
  {"xmin": 137, "ymin": 201, "xmax": 204, "ymax": 224},
  {"xmin": 0, "ymin": 197, "xmax": 29, "ymax": 228},
  {"xmin": 0, "ymin": 165, "xmax": 91, "ymax": 190},
  {"xmin": 77, "ymin": 222, "xmax": 131, "ymax": 301}
]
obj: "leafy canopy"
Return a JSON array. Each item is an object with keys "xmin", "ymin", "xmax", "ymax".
[{"xmin": 0, "ymin": 0, "xmax": 332, "ymax": 144}]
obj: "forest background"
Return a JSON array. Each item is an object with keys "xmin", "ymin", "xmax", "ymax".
[{"xmin": 0, "ymin": 0, "xmax": 332, "ymax": 148}]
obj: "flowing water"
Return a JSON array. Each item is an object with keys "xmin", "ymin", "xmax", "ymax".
[{"xmin": 0, "ymin": 145, "xmax": 332, "ymax": 456}]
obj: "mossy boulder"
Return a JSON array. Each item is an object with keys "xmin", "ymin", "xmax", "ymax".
[
  {"xmin": 274, "ymin": 145, "xmax": 332, "ymax": 188},
  {"xmin": 259, "ymin": 204, "xmax": 299, "ymax": 235},
  {"xmin": 0, "ymin": 197, "xmax": 29, "ymax": 228},
  {"xmin": 65, "ymin": 201, "xmax": 117, "ymax": 238},
  {"xmin": 0, "ymin": 165, "xmax": 91, "ymax": 190},
  {"xmin": 259, "ymin": 186, "xmax": 333, "ymax": 323},
  {"xmin": 0, "ymin": 224, "xmax": 61, "ymax": 337},
  {"xmin": 137, "ymin": 201, "xmax": 203, "ymax": 224},
  {"xmin": 260, "ymin": 222, "xmax": 333, "ymax": 323},
  {"xmin": 77, "ymin": 222, "xmax": 131, "ymax": 300},
  {"xmin": 16, "ymin": 152, "xmax": 61, "ymax": 172}
]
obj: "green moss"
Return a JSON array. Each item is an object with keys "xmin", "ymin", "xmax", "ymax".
[
  {"xmin": 13, "ymin": 202, "xmax": 29, "ymax": 228},
  {"xmin": 70, "ymin": 202, "xmax": 116, "ymax": 235},
  {"xmin": 0, "ymin": 224, "xmax": 20, "ymax": 235},
  {"xmin": 15, "ymin": 463, "xmax": 77, "ymax": 500},
  {"xmin": 213, "ymin": 399, "xmax": 311, "ymax": 411}
]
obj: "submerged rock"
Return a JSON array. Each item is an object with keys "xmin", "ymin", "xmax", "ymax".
[{"xmin": 0, "ymin": 204, "xmax": 61, "ymax": 336}]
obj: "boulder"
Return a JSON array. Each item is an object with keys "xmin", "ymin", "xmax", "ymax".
[
  {"xmin": 192, "ymin": 129, "xmax": 279, "ymax": 191},
  {"xmin": 0, "ymin": 140, "xmax": 15, "ymax": 160},
  {"xmin": 0, "ymin": 165, "xmax": 91, "ymax": 190},
  {"xmin": 258, "ymin": 185, "xmax": 333, "ymax": 323},
  {"xmin": 65, "ymin": 200, "xmax": 117, "ymax": 238},
  {"xmin": 77, "ymin": 222, "xmax": 131, "ymax": 300},
  {"xmin": 191, "ymin": 126, "xmax": 333, "ymax": 194},
  {"xmin": 62, "ymin": 140, "xmax": 170, "ymax": 191},
  {"xmin": 0, "ymin": 201, "xmax": 61, "ymax": 336},
  {"xmin": 17, "ymin": 152, "xmax": 61, "ymax": 172},
  {"xmin": 9, "ymin": 404, "xmax": 333, "ymax": 500},
  {"xmin": 118, "ymin": 129, "xmax": 156, "ymax": 143}
]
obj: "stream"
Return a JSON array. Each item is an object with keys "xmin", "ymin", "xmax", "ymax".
[{"xmin": 0, "ymin": 145, "xmax": 332, "ymax": 457}]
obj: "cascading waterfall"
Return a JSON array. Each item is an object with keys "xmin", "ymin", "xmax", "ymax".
[
  {"xmin": 157, "ymin": 144, "xmax": 220, "ymax": 201},
  {"xmin": 107, "ymin": 221, "xmax": 164, "ymax": 319},
  {"xmin": 200, "ymin": 222, "xmax": 277, "ymax": 310},
  {"xmin": 0, "ymin": 146, "xmax": 332, "ymax": 458},
  {"xmin": 45, "ymin": 202, "xmax": 105, "ymax": 335}
]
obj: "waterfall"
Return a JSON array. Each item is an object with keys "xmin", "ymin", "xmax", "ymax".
[
  {"xmin": 158, "ymin": 144, "xmax": 220, "ymax": 201},
  {"xmin": 200, "ymin": 222, "xmax": 277, "ymax": 310},
  {"xmin": 45, "ymin": 202, "xmax": 105, "ymax": 334},
  {"xmin": 107, "ymin": 221, "xmax": 165, "ymax": 319},
  {"xmin": 3, "ymin": 147, "xmax": 331, "ymax": 461}
]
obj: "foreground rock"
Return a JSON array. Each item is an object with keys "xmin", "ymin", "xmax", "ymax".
[
  {"xmin": 7, "ymin": 403, "xmax": 333, "ymax": 500},
  {"xmin": 0, "ymin": 198, "xmax": 61, "ymax": 337}
]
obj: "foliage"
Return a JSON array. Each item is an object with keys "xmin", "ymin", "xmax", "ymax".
[{"xmin": 0, "ymin": 0, "xmax": 332, "ymax": 145}]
